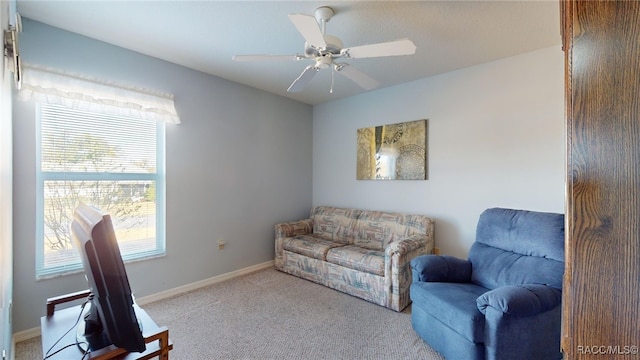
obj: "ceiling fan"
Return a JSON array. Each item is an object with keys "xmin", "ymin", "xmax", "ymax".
[{"xmin": 232, "ymin": 6, "xmax": 416, "ymax": 93}]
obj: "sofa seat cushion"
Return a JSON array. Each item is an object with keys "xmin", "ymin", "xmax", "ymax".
[
  {"xmin": 283, "ymin": 234, "xmax": 345, "ymax": 260},
  {"xmin": 410, "ymin": 282, "xmax": 488, "ymax": 343},
  {"xmin": 325, "ymin": 245, "xmax": 385, "ymax": 276}
]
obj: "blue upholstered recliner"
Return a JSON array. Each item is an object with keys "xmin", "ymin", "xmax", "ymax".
[{"xmin": 410, "ymin": 208, "xmax": 564, "ymax": 360}]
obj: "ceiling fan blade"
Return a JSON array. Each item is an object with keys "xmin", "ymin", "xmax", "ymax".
[
  {"xmin": 335, "ymin": 64, "xmax": 380, "ymax": 90},
  {"xmin": 343, "ymin": 39, "xmax": 416, "ymax": 59},
  {"xmin": 232, "ymin": 54, "xmax": 301, "ymax": 62},
  {"xmin": 288, "ymin": 14, "xmax": 327, "ymax": 49},
  {"xmin": 287, "ymin": 65, "xmax": 319, "ymax": 93}
]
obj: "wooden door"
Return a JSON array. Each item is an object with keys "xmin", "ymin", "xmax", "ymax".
[{"xmin": 562, "ymin": 1, "xmax": 640, "ymax": 358}]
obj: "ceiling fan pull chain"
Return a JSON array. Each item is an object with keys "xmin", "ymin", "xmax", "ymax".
[{"xmin": 330, "ymin": 66, "xmax": 335, "ymax": 93}]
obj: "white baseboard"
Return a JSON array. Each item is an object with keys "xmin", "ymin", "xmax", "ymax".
[
  {"xmin": 12, "ymin": 327, "xmax": 40, "ymax": 344},
  {"xmin": 135, "ymin": 260, "xmax": 274, "ymax": 305},
  {"xmin": 12, "ymin": 260, "xmax": 274, "ymax": 343}
]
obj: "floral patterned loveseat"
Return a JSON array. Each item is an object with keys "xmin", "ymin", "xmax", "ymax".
[{"xmin": 275, "ymin": 206, "xmax": 434, "ymax": 311}]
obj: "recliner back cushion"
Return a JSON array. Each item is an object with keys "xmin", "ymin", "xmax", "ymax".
[
  {"xmin": 469, "ymin": 243, "xmax": 564, "ymax": 289},
  {"xmin": 469, "ymin": 208, "xmax": 565, "ymax": 290}
]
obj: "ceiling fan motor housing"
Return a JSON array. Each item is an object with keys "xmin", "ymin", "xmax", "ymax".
[{"xmin": 304, "ymin": 34, "xmax": 343, "ymax": 57}]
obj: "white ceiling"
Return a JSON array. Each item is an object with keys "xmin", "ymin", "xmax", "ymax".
[{"xmin": 16, "ymin": 1, "xmax": 561, "ymax": 105}]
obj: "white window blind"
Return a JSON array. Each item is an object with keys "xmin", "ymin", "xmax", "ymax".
[{"xmin": 36, "ymin": 104, "xmax": 166, "ymax": 279}]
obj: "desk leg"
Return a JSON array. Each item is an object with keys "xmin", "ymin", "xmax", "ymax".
[{"xmin": 146, "ymin": 326, "xmax": 170, "ymax": 360}]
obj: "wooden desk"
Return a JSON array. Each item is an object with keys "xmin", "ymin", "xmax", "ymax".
[{"xmin": 41, "ymin": 291, "xmax": 172, "ymax": 360}]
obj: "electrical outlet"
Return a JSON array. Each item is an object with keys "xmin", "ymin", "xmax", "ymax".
[{"xmin": 217, "ymin": 238, "xmax": 226, "ymax": 250}]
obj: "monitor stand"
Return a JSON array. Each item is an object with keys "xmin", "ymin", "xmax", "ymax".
[
  {"xmin": 75, "ymin": 301, "xmax": 145, "ymax": 354},
  {"xmin": 76, "ymin": 301, "xmax": 111, "ymax": 354}
]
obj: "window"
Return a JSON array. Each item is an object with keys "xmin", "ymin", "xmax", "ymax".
[{"xmin": 36, "ymin": 103, "xmax": 165, "ymax": 279}]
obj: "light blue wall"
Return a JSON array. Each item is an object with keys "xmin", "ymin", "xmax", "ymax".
[
  {"xmin": 312, "ymin": 46, "xmax": 565, "ymax": 258},
  {"xmin": 12, "ymin": 19, "xmax": 313, "ymax": 332},
  {"xmin": 13, "ymin": 19, "xmax": 565, "ymax": 334}
]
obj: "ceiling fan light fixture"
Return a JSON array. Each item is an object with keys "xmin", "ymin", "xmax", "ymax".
[{"xmin": 315, "ymin": 54, "xmax": 332, "ymax": 69}]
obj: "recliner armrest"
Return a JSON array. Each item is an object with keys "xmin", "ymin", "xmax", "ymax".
[
  {"xmin": 410, "ymin": 255, "xmax": 472, "ymax": 283},
  {"xmin": 476, "ymin": 284, "xmax": 562, "ymax": 317}
]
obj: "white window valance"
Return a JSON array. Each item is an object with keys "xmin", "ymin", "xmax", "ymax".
[{"xmin": 18, "ymin": 63, "xmax": 181, "ymax": 124}]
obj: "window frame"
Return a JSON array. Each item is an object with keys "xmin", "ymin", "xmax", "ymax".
[{"xmin": 35, "ymin": 103, "xmax": 166, "ymax": 279}]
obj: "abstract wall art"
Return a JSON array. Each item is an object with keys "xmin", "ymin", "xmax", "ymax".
[{"xmin": 356, "ymin": 119, "xmax": 428, "ymax": 180}]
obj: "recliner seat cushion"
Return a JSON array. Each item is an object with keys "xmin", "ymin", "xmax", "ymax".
[{"xmin": 410, "ymin": 281, "xmax": 488, "ymax": 343}]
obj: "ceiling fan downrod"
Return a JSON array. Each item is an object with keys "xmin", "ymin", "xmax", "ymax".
[{"xmin": 314, "ymin": 6, "xmax": 334, "ymax": 35}]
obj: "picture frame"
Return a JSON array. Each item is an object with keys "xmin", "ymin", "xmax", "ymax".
[{"xmin": 356, "ymin": 119, "xmax": 428, "ymax": 180}]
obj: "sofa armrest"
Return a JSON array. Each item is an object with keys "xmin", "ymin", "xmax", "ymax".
[
  {"xmin": 385, "ymin": 234, "xmax": 428, "ymax": 255},
  {"xmin": 476, "ymin": 284, "xmax": 562, "ymax": 317},
  {"xmin": 410, "ymin": 255, "xmax": 472, "ymax": 283},
  {"xmin": 275, "ymin": 218, "xmax": 313, "ymax": 238},
  {"xmin": 383, "ymin": 234, "xmax": 433, "ymax": 311},
  {"xmin": 274, "ymin": 218, "xmax": 313, "ymax": 271}
]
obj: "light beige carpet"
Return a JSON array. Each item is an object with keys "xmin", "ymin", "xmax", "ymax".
[{"xmin": 15, "ymin": 268, "xmax": 444, "ymax": 359}]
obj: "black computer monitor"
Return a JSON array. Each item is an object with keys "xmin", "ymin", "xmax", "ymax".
[{"xmin": 71, "ymin": 203, "xmax": 146, "ymax": 353}]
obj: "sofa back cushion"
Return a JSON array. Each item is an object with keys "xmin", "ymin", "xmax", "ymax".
[
  {"xmin": 310, "ymin": 206, "xmax": 360, "ymax": 244},
  {"xmin": 469, "ymin": 208, "xmax": 565, "ymax": 290},
  {"xmin": 354, "ymin": 210, "xmax": 431, "ymax": 250}
]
